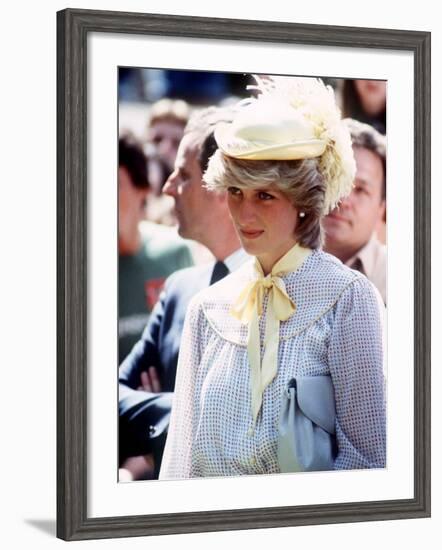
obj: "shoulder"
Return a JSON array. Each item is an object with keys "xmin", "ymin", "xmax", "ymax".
[
  {"xmin": 333, "ymin": 270, "xmax": 385, "ymax": 314},
  {"xmin": 190, "ymin": 259, "xmax": 255, "ymax": 308},
  {"xmin": 309, "ymin": 249, "xmax": 382, "ymax": 302},
  {"xmin": 305, "ymin": 250, "xmax": 364, "ymax": 285},
  {"xmin": 285, "ymin": 250, "xmax": 366, "ymax": 306},
  {"xmin": 311, "ymin": 250, "xmax": 381, "ymax": 296},
  {"xmin": 156, "ymin": 263, "xmax": 214, "ymax": 311},
  {"xmin": 312, "ymin": 252, "xmax": 385, "ymax": 333},
  {"xmin": 165, "ymin": 262, "xmax": 213, "ymax": 289},
  {"xmin": 279, "ymin": 251, "xmax": 373, "ymax": 338},
  {"xmin": 181, "ymin": 261, "xmax": 253, "ymax": 345}
]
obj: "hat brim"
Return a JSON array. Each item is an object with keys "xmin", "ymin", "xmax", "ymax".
[{"xmin": 215, "ymin": 124, "xmax": 326, "ymax": 161}]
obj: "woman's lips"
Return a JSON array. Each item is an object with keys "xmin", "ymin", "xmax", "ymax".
[{"xmin": 240, "ymin": 229, "xmax": 264, "ymax": 239}]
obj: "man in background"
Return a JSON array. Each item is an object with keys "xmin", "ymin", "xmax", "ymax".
[
  {"xmin": 118, "ymin": 107, "xmax": 247, "ymax": 480},
  {"xmin": 323, "ymin": 118, "xmax": 387, "ymax": 303},
  {"xmin": 145, "ymin": 98, "xmax": 190, "ymax": 191},
  {"xmin": 144, "ymin": 99, "xmax": 190, "ymax": 225},
  {"xmin": 118, "ymin": 133, "xmax": 193, "ymax": 363}
]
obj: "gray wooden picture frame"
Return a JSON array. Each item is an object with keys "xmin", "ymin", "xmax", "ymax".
[{"xmin": 57, "ymin": 7, "xmax": 431, "ymax": 541}]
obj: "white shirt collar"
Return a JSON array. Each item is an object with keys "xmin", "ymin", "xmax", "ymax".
[{"xmin": 223, "ymin": 248, "xmax": 251, "ymax": 273}]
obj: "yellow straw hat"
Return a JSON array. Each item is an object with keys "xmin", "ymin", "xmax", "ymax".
[{"xmin": 214, "ymin": 75, "xmax": 356, "ymax": 214}]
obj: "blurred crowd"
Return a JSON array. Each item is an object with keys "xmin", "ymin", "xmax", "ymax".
[{"xmin": 117, "ymin": 69, "xmax": 387, "ymax": 481}]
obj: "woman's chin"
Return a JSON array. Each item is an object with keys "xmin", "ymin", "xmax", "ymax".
[{"xmin": 239, "ymin": 239, "xmax": 263, "ymax": 256}]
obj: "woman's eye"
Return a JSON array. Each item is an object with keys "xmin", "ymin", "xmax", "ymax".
[
  {"xmin": 227, "ymin": 186, "xmax": 242, "ymax": 196},
  {"xmin": 258, "ymin": 191, "xmax": 274, "ymax": 200}
]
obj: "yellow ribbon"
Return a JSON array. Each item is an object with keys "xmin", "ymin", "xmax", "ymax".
[{"xmin": 230, "ymin": 243, "xmax": 311, "ymax": 425}]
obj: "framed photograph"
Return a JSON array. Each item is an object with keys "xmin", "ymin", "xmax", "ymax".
[{"xmin": 57, "ymin": 8, "xmax": 431, "ymax": 541}]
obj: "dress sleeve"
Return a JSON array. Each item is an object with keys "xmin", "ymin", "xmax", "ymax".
[
  {"xmin": 328, "ymin": 276, "xmax": 386, "ymax": 469},
  {"xmin": 159, "ymin": 296, "xmax": 204, "ymax": 479}
]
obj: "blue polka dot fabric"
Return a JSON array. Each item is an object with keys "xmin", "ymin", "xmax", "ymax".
[{"xmin": 160, "ymin": 250, "xmax": 386, "ymax": 479}]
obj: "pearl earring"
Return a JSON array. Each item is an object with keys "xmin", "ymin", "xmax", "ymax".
[{"xmin": 299, "ymin": 212, "xmax": 306, "ymax": 218}]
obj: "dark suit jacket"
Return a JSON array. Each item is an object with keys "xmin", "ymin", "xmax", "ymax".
[
  {"xmin": 119, "ymin": 263, "xmax": 213, "ymax": 391},
  {"xmin": 118, "ymin": 263, "xmax": 214, "ymax": 467}
]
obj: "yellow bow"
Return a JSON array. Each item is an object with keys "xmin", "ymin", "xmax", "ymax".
[{"xmin": 230, "ymin": 243, "xmax": 311, "ymax": 425}]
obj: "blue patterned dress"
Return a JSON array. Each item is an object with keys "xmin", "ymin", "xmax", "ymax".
[{"xmin": 159, "ymin": 250, "xmax": 386, "ymax": 479}]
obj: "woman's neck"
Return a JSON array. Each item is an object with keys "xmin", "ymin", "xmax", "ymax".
[{"xmin": 257, "ymin": 239, "xmax": 299, "ymax": 275}]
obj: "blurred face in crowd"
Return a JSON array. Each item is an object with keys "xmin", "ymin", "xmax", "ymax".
[
  {"xmin": 323, "ymin": 145, "xmax": 385, "ymax": 262},
  {"xmin": 148, "ymin": 118, "xmax": 185, "ymax": 171},
  {"xmin": 354, "ymin": 80, "xmax": 386, "ymax": 116},
  {"xmin": 226, "ymin": 185, "xmax": 298, "ymax": 274},
  {"xmin": 118, "ymin": 166, "xmax": 148, "ymax": 254},
  {"xmin": 163, "ymin": 133, "xmax": 223, "ymax": 244}
]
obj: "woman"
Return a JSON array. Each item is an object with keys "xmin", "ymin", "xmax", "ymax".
[
  {"xmin": 159, "ymin": 76, "xmax": 386, "ymax": 479},
  {"xmin": 340, "ymin": 79, "xmax": 386, "ymax": 135}
]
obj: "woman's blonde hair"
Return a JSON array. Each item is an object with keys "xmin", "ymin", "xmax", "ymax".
[{"xmin": 204, "ymin": 150, "xmax": 326, "ymax": 248}]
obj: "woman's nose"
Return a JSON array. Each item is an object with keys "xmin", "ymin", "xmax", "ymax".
[{"xmin": 237, "ymin": 199, "xmax": 257, "ymax": 224}]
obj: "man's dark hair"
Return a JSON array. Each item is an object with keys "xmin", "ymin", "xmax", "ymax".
[
  {"xmin": 342, "ymin": 80, "xmax": 386, "ymax": 135},
  {"xmin": 199, "ymin": 132, "xmax": 218, "ymax": 174},
  {"xmin": 118, "ymin": 133, "xmax": 149, "ymax": 189}
]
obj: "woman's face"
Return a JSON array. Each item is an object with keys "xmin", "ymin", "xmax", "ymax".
[
  {"xmin": 354, "ymin": 79, "xmax": 386, "ymax": 116},
  {"xmin": 227, "ymin": 184, "xmax": 299, "ymax": 273}
]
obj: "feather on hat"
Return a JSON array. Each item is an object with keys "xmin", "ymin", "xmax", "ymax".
[{"xmin": 214, "ymin": 75, "xmax": 356, "ymax": 214}]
